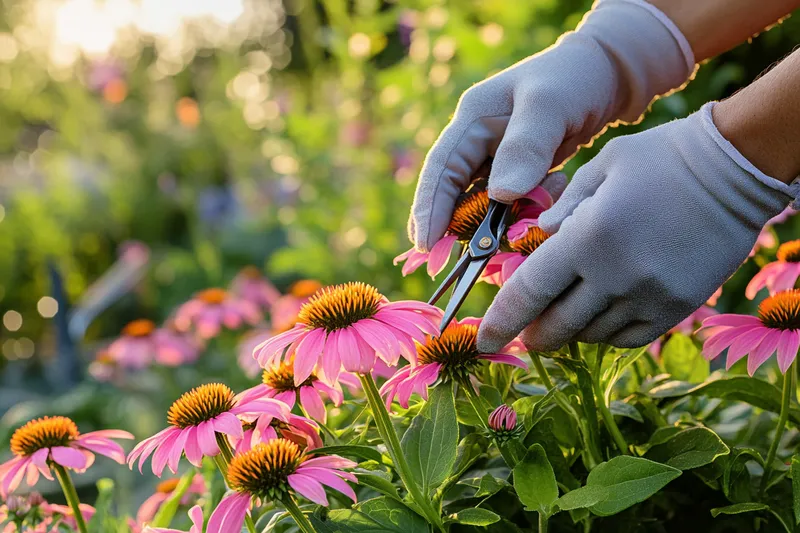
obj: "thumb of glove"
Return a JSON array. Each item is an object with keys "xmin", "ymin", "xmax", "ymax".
[{"xmin": 538, "ymin": 163, "xmax": 608, "ymax": 234}]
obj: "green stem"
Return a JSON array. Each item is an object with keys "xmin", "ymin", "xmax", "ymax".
[
  {"xmin": 53, "ymin": 464, "xmax": 88, "ymax": 533},
  {"xmin": 760, "ymin": 361, "xmax": 794, "ymax": 497},
  {"xmin": 529, "ymin": 351, "xmax": 554, "ymax": 389},
  {"xmin": 358, "ymin": 374, "xmax": 446, "ymax": 532},
  {"xmin": 283, "ymin": 495, "xmax": 317, "ymax": 533},
  {"xmin": 539, "ymin": 511, "xmax": 548, "ymax": 533},
  {"xmin": 591, "ymin": 344, "xmax": 629, "ymax": 455},
  {"xmin": 568, "ymin": 342, "xmax": 581, "ymax": 360},
  {"xmin": 214, "ymin": 434, "xmax": 258, "ymax": 533}
]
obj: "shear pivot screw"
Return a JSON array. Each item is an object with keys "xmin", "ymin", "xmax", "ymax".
[{"xmin": 478, "ymin": 237, "xmax": 492, "ymax": 249}]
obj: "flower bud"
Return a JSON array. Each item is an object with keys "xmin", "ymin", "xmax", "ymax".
[{"xmin": 488, "ymin": 405, "xmax": 523, "ymax": 443}]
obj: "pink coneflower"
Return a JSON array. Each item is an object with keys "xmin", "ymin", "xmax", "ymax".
[
  {"xmin": 380, "ymin": 318, "xmax": 527, "ymax": 408},
  {"xmin": 229, "ymin": 412, "xmax": 323, "ymax": 453},
  {"xmin": 488, "ymin": 405, "xmax": 523, "ymax": 443},
  {"xmin": 238, "ymin": 330, "xmax": 276, "ymax": 378},
  {"xmin": 207, "ymin": 440, "xmax": 356, "ymax": 533},
  {"xmin": 136, "ymin": 475, "xmax": 206, "ymax": 526},
  {"xmin": 746, "ymin": 241, "xmax": 800, "ymax": 299},
  {"xmin": 481, "ymin": 223, "xmax": 550, "ymax": 286},
  {"xmin": 236, "ymin": 358, "xmax": 347, "ymax": 423},
  {"xmin": 395, "ymin": 180, "xmax": 553, "ymax": 279},
  {"xmin": 143, "ymin": 504, "xmax": 203, "ymax": 533},
  {"xmin": 42, "ymin": 502, "xmax": 96, "ymax": 531},
  {"xmin": 174, "ymin": 288, "xmax": 261, "ymax": 339},
  {"xmin": 750, "ymin": 207, "xmax": 796, "ymax": 257},
  {"xmin": 109, "ymin": 320, "xmax": 199, "ymax": 369},
  {"xmin": 126, "ymin": 383, "xmax": 291, "ymax": 476},
  {"xmin": 698, "ymin": 289, "xmax": 800, "ymax": 375},
  {"xmin": 0, "ymin": 416, "xmax": 132, "ymax": 496},
  {"xmin": 254, "ymin": 282, "xmax": 441, "ymax": 383},
  {"xmin": 270, "ymin": 280, "xmax": 322, "ymax": 332},
  {"xmin": 230, "ymin": 266, "xmax": 281, "ymax": 311}
]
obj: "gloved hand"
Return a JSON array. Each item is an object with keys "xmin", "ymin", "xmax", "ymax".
[
  {"xmin": 477, "ymin": 103, "xmax": 798, "ymax": 352},
  {"xmin": 408, "ymin": 0, "xmax": 695, "ymax": 252}
]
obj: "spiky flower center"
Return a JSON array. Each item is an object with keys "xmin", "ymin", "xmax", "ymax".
[
  {"xmin": 290, "ymin": 280, "xmax": 323, "ymax": 298},
  {"xmin": 167, "ymin": 383, "xmax": 235, "ymax": 428},
  {"xmin": 240, "ymin": 266, "xmax": 263, "ymax": 279},
  {"xmin": 777, "ymin": 240, "xmax": 800, "ymax": 263},
  {"xmin": 10, "ymin": 416, "xmax": 79, "ymax": 457},
  {"xmin": 447, "ymin": 190, "xmax": 490, "ymax": 242},
  {"xmin": 197, "ymin": 288, "xmax": 228, "ymax": 305},
  {"xmin": 156, "ymin": 478, "xmax": 181, "ymax": 493},
  {"xmin": 297, "ymin": 282, "xmax": 382, "ymax": 332},
  {"xmin": 417, "ymin": 324, "xmax": 481, "ymax": 379},
  {"xmin": 262, "ymin": 360, "xmax": 312, "ymax": 392},
  {"xmin": 227, "ymin": 439, "xmax": 305, "ymax": 499},
  {"xmin": 759, "ymin": 290, "xmax": 800, "ymax": 330},
  {"xmin": 123, "ymin": 319, "xmax": 156, "ymax": 337},
  {"xmin": 509, "ymin": 226, "xmax": 550, "ymax": 255}
]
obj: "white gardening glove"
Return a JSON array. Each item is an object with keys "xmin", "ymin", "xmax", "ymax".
[
  {"xmin": 408, "ymin": 0, "xmax": 695, "ymax": 251},
  {"xmin": 477, "ymin": 103, "xmax": 798, "ymax": 352}
]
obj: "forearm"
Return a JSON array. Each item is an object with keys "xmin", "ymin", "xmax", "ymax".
[
  {"xmin": 648, "ymin": 0, "xmax": 800, "ymax": 61},
  {"xmin": 714, "ymin": 49, "xmax": 800, "ymax": 184}
]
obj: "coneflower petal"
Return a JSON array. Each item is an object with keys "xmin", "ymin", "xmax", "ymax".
[
  {"xmin": 51, "ymin": 446, "xmax": 88, "ymax": 470},
  {"xmin": 293, "ymin": 329, "xmax": 325, "ymax": 386},
  {"xmin": 776, "ymin": 329, "xmax": 800, "ymax": 373},
  {"xmin": 299, "ymin": 386, "xmax": 326, "ymax": 422},
  {"xmin": 725, "ymin": 327, "xmax": 770, "ymax": 370},
  {"xmin": 288, "ymin": 473, "xmax": 329, "ymax": 506},
  {"xmin": 747, "ymin": 331, "xmax": 782, "ymax": 376}
]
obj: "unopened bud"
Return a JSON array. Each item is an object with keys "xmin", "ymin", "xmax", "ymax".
[{"xmin": 488, "ymin": 405, "xmax": 524, "ymax": 443}]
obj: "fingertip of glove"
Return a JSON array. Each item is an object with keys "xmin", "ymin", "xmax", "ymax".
[
  {"xmin": 487, "ymin": 186, "xmax": 525, "ymax": 204},
  {"xmin": 477, "ymin": 318, "xmax": 513, "ymax": 354}
]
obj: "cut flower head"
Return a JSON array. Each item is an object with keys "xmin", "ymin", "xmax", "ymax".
[
  {"xmin": 395, "ymin": 177, "xmax": 554, "ymax": 279},
  {"xmin": 253, "ymin": 282, "xmax": 442, "ymax": 383},
  {"xmin": 698, "ymin": 289, "xmax": 800, "ymax": 375},
  {"xmin": 380, "ymin": 317, "xmax": 527, "ymax": 408}
]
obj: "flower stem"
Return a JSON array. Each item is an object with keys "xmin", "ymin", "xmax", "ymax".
[
  {"xmin": 458, "ymin": 378, "xmax": 519, "ymax": 468},
  {"xmin": 283, "ymin": 495, "xmax": 318, "ymax": 533},
  {"xmin": 214, "ymin": 434, "xmax": 258, "ymax": 533},
  {"xmin": 52, "ymin": 464, "xmax": 88, "ymax": 533},
  {"xmin": 358, "ymin": 373, "xmax": 446, "ymax": 532},
  {"xmin": 760, "ymin": 361, "xmax": 794, "ymax": 497},
  {"xmin": 529, "ymin": 351, "xmax": 554, "ymax": 389},
  {"xmin": 538, "ymin": 511, "xmax": 548, "ymax": 533},
  {"xmin": 591, "ymin": 344, "xmax": 629, "ymax": 455}
]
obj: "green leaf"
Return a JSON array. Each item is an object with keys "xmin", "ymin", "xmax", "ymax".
[
  {"xmin": 554, "ymin": 456, "xmax": 681, "ymax": 516},
  {"xmin": 552, "ymin": 356, "xmax": 601, "ymax": 455},
  {"xmin": 354, "ymin": 472, "xmax": 403, "ymax": 503},
  {"xmin": 449, "ymin": 508, "xmax": 501, "ymax": 526},
  {"xmin": 401, "ymin": 384, "xmax": 459, "ymax": 498},
  {"xmin": 603, "ymin": 346, "xmax": 649, "ymax": 395},
  {"xmin": 644, "ymin": 427, "xmax": 730, "ymax": 470},
  {"xmin": 660, "ymin": 333, "xmax": 708, "ymax": 382},
  {"xmin": 722, "ymin": 448, "xmax": 762, "ymax": 503},
  {"xmin": 609, "ymin": 401, "xmax": 643, "ymax": 423},
  {"xmin": 792, "ymin": 455, "xmax": 800, "ymax": 524},
  {"xmin": 513, "ymin": 444, "xmax": 558, "ymax": 517},
  {"xmin": 475, "ymin": 474, "xmax": 509, "ymax": 498},
  {"xmin": 311, "ymin": 497, "xmax": 429, "ymax": 533},
  {"xmin": 150, "ymin": 470, "xmax": 196, "ymax": 528},
  {"xmin": 313, "ymin": 445, "xmax": 387, "ymax": 465},
  {"xmin": 710, "ymin": 502, "xmax": 768, "ymax": 517},
  {"xmin": 649, "ymin": 375, "xmax": 800, "ymax": 424},
  {"xmin": 524, "ymin": 418, "xmax": 580, "ymax": 490}
]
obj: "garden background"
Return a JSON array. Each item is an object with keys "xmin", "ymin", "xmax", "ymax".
[{"xmin": 1, "ymin": 0, "xmax": 799, "ymax": 518}]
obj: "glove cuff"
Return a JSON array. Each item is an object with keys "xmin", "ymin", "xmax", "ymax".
[{"xmin": 701, "ymin": 102, "xmax": 800, "ymax": 208}]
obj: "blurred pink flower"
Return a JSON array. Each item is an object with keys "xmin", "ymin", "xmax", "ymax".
[
  {"xmin": 136, "ymin": 475, "xmax": 206, "ymax": 527},
  {"xmin": 42, "ymin": 503, "xmax": 96, "ymax": 532},
  {"xmin": 270, "ymin": 280, "xmax": 322, "ymax": 332},
  {"xmin": 254, "ymin": 282, "xmax": 441, "ymax": 383},
  {"xmin": 750, "ymin": 207, "xmax": 796, "ymax": 257},
  {"xmin": 237, "ymin": 329, "xmax": 275, "ymax": 378},
  {"xmin": 126, "ymin": 384, "xmax": 290, "ymax": 477},
  {"xmin": 208, "ymin": 440, "xmax": 356, "ymax": 533},
  {"xmin": 143, "ymin": 505, "xmax": 203, "ymax": 533},
  {"xmin": 1, "ymin": 417, "xmax": 132, "ymax": 496},
  {"xmin": 697, "ymin": 289, "xmax": 800, "ymax": 375},
  {"xmin": 395, "ymin": 186, "xmax": 552, "ymax": 279},
  {"xmin": 230, "ymin": 266, "xmax": 281, "ymax": 311},
  {"xmin": 174, "ymin": 288, "xmax": 261, "ymax": 339},
  {"xmin": 746, "ymin": 240, "xmax": 800, "ymax": 299},
  {"xmin": 109, "ymin": 320, "xmax": 199, "ymax": 369},
  {"xmin": 380, "ymin": 317, "xmax": 527, "ymax": 408}
]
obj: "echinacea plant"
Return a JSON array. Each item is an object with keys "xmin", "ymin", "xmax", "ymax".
[{"xmin": 7, "ymin": 238, "xmax": 800, "ymax": 533}]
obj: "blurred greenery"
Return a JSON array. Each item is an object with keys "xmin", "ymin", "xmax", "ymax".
[{"xmin": 0, "ymin": 0, "xmax": 799, "ymax": 517}]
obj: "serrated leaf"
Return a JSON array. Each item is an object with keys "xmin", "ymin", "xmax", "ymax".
[
  {"xmin": 513, "ymin": 444, "xmax": 558, "ymax": 517},
  {"xmin": 310, "ymin": 497, "xmax": 428, "ymax": 533},
  {"xmin": 449, "ymin": 508, "xmax": 501, "ymax": 526},
  {"xmin": 710, "ymin": 502, "xmax": 768, "ymax": 517},
  {"xmin": 554, "ymin": 456, "xmax": 681, "ymax": 516},
  {"xmin": 401, "ymin": 384, "xmax": 458, "ymax": 497},
  {"xmin": 644, "ymin": 427, "xmax": 729, "ymax": 470}
]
